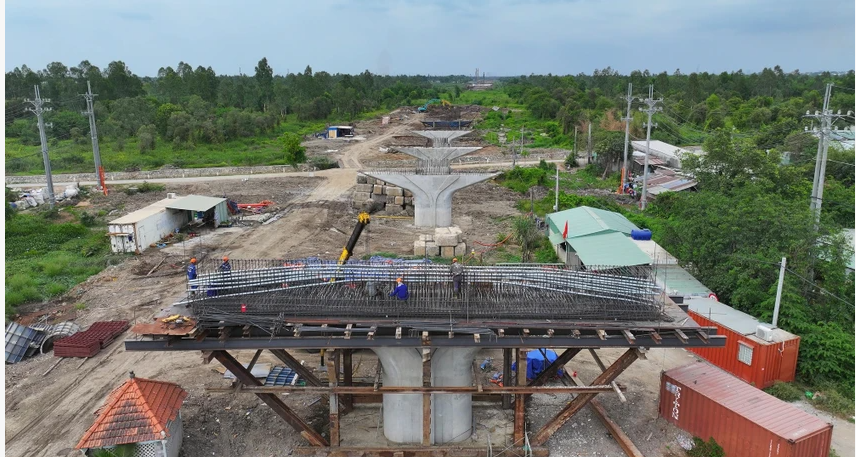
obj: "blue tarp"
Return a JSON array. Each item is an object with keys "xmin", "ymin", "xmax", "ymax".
[{"xmin": 512, "ymin": 349, "xmax": 563, "ymax": 380}]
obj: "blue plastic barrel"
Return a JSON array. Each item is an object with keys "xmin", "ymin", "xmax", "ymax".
[{"xmin": 631, "ymin": 229, "xmax": 652, "ymax": 240}]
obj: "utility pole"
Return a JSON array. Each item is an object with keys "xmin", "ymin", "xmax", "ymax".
[
  {"xmin": 26, "ymin": 85, "xmax": 56, "ymax": 208},
  {"xmin": 805, "ymin": 83, "xmax": 851, "ymax": 228},
  {"xmin": 638, "ymin": 85, "xmax": 662, "ymax": 211},
  {"xmin": 573, "ymin": 126, "xmax": 578, "ymax": 159},
  {"xmin": 586, "ymin": 122, "xmax": 592, "ymax": 164},
  {"xmin": 620, "ymin": 83, "xmax": 633, "ymax": 193},
  {"xmin": 553, "ymin": 167, "xmax": 559, "ymax": 212},
  {"xmin": 81, "ymin": 80, "xmax": 104, "ymax": 189},
  {"xmin": 772, "ymin": 257, "xmax": 786, "ymax": 328}
]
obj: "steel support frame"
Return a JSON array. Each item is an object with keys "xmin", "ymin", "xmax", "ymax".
[
  {"xmin": 211, "ymin": 350, "xmax": 328, "ymax": 446},
  {"xmin": 126, "ymin": 331, "xmax": 723, "ymax": 351},
  {"xmin": 531, "ymin": 348, "xmax": 641, "ymax": 446}
]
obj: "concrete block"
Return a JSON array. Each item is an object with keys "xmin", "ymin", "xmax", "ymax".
[
  {"xmin": 434, "ymin": 227, "xmax": 450, "ymax": 236},
  {"xmin": 448, "ymin": 226, "xmax": 463, "ymax": 236},
  {"xmin": 425, "ymin": 242, "xmax": 440, "ymax": 257},
  {"xmin": 357, "ymin": 175, "xmax": 368, "ymax": 184},
  {"xmin": 419, "ymin": 234, "xmax": 434, "ymax": 242},
  {"xmin": 363, "ymin": 199, "xmax": 384, "ymax": 213},
  {"xmin": 435, "ymin": 233, "xmax": 459, "ymax": 247},
  {"xmin": 404, "ymin": 190, "xmax": 413, "ymax": 197},
  {"xmin": 394, "ymin": 196, "xmax": 404, "ymax": 205},
  {"xmin": 413, "ymin": 240, "xmax": 427, "ymax": 256},
  {"xmin": 454, "ymin": 242, "xmax": 467, "ymax": 257},
  {"xmin": 386, "ymin": 195, "xmax": 397, "ymax": 204},
  {"xmin": 386, "ymin": 187, "xmax": 403, "ymax": 197},
  {"xmin": 373, "ymin": 185, "xmax": 384, "ymax": 194},
  {"xmin": 377, "ymin": 180, "xmax": 386, "ymax": 186},
  {"xmin": 355, "ymin": 184, "xmax": 373, "ymax": 193},
  {"xmin": 386, "ymin": 204, "xmax": 405, "ymax": 214},
  {"xmin": 404, "ymin": 197, "xmax": 413, "ymax": 205},
  {"xmin": 441, "ymin": 246, "xmax": 455, "ymax": 258},
  {"xmin": 372, "ymin": 193, "xmax": 386, "ymax": 204},
  {"xmin": 352, "ymin": 191, "xmax": 371, "ymax": 203},
  {"xmin": 367, "ymin": 177, "xmax": 376, "ymax": 184}
]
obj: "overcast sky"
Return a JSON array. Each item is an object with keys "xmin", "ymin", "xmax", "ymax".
[{"xmin": 5, "ymin": 0, "xmax": 855, "ymax": 77}]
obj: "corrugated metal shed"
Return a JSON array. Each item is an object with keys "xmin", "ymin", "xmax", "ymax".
[
  {"xmin": 110, "ymin": 196, "xmax": 179, "ymax": 225},
  {"xmin": 165, "ymin": 195, "xmax": 227, "ymax": 212},
  {"xmin": 660, "ymin": 363, "xmax": 832, "ymax": 457},
  {"xmin": 632, "ymin": 240, "xmax": 712, "ymax": 298},
  {"xmin": 546, "ymin": 206, "xmax": 639, "ymax": 239},
  {"xmin": 567, "ymin": 232, "xmax": 653, "ymax": 267}
]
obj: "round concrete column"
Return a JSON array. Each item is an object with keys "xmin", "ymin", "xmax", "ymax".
[
  {"xmin": 431, "ymin": 347, "xmax": 481, "ymax": 443},
  {"xmin": 372, "ymin": 348, "xmax": 424, "ymax": 443}
]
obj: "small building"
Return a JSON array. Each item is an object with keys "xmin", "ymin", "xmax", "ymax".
[
  {"xmin": 659, "ymin": 363, "xmax": 832, "ymax": 457},
  {"xmin": 546, "ymin": 206, "xmax": 651, "ymax": 268},
  {"xmin": 76, "ymin": 373, "xmax": 187, "ymax": 457},
  {"xmin": 631, "ymin": 140, "xmax": 695, "ymax": 168},
  {"xmin": 108, "ymin": 194, "xmax": 229, "ymax": 254},
  {"xmin": 685, "ymin": 297, "xmax": 800, "ymax": 389},
  {"xmin": 327, "ymin": 125, "xmax": 355, "ymax": 139}
]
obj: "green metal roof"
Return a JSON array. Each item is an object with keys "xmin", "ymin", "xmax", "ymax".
[
  {"xmin": 566, "ymin": 232, "xmax": 652, "ymax": 267},
  {"xmin": 546, "ymin": 206, "xmax": 639, "ymax": 240}
]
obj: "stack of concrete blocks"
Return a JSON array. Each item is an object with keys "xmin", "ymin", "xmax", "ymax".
[
  {"xmin": 413, "ymin": 226, "xmax": 466, "ymax": 258},
  {"xmin": 353, "ymin": 175, "xmax": 414, "ymax": 214}
]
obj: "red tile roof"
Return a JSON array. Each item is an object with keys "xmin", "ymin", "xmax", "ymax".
[{"xmin": 76, "ymin": 376, "xmax": 187, "ymax": 449}]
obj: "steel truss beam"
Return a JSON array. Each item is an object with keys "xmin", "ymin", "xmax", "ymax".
[{"xmin": 126, "ymin": 331, "xmax": 723, "ymax": 351}]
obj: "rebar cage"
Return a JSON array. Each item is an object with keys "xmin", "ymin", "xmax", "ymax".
[{"xmin": 187, "ymin": 260, "xmax": 666, "ymax": 327}]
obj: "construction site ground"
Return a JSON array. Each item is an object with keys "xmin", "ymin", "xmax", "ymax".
[{"xmin": 5, "ymin": 109, "xmax": 852, "ymax": 457}]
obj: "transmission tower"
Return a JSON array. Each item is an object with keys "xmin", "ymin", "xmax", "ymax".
[
  {"xmin": 638, "ymin": 85, "xmax": 662, "ymax": 210},
  {"xmin": 81, "ymin": 80, "xmax": 104, "ymax": 189},
  {"xmin": 25, "ymin": 85, "xmax": 55, "ymax": 208},
  {"xmin": 805, "ymin": 83, "xmax": 853, "ymax": 228}
]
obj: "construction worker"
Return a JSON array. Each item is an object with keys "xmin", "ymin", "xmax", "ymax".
[
  {"xmin": 389, "ymin": 277, "xmax": 409, "ymax": 300},
  {"xmin": 187, "ymin": 258, "xmax": 198, "ymax": 293},
  {"xmin": 450, "ymin": 258, "xmax": 464, "ymax": 297},
  {"xmin": 219, "ymin": 256, "xmax": 232, "ymax": 273}
]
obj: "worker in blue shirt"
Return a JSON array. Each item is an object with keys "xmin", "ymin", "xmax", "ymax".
[
  {"xmin": 187, "ymin": 258, "xmax": 198, "ymax": 293},
  {"xmin": 219, "ymin": 256, "xmax": 232, "ymax": 273},
  {"xmin": 389, "ymin": 277, "xmax": 408, "ymax": 300}
]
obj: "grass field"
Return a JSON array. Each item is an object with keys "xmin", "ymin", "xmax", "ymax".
[
  {"xmin": 5, "ymin": 208, "xmax": 118, "ymax": 317},
  {"xmin": 4, "ymin": 112, "xmax": 393, "ymax": 176}
]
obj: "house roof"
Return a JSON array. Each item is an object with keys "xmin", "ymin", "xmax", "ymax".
[
  {"xmin": 110, "ymin": 197, "xmax": 179, "ymax": 225},
  {"xmin": 565, "ymin": 231, "xmax": 653, "ymax": 267},
  {"xmin": 165, "ymin": 195, "xmax": 227, "ymax": 212},
  {"xmin": 546, "ymin": 206, "xmax": 639, "ymax": 240},
  {"xmin": 686, "ymin": 297, "xmax": 796, "ymax": 342},
  {"xmin": 631, "ymin": 140, "xmax": 689, "ymax": 160},
  {"xmin": 76, "ymin": 376, "xmax": 187, "ymax": 449}
]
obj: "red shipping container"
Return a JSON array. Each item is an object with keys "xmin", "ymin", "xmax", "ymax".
[
  {"xmin": 687, "ymin": 298, "xmax": 800, "ymax": 389},
  {"xmin": 659, "ymin": 363, "xmax": 832, "ymax": 457}
]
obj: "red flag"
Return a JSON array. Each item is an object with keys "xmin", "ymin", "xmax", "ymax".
[{"xmin": 562, "ymin": 221, "xmax": 569, "ymax": 239}]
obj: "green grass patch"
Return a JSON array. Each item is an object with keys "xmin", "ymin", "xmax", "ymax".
[
  {"xmin": 5, "ymin": 211, "xmax": 112, "ymax": 317},
  {"xmin": 764, "ymin": 381, "xmax": 805, "ymax": 402}
]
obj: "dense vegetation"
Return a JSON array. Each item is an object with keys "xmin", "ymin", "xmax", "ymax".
[
  {"xmin": 4, "ymin": 205, "xmax": 114, "ymax": 316},
  {"xmin": 5, "ymin": 59, "xmax": 472, "ymax": 174}
]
